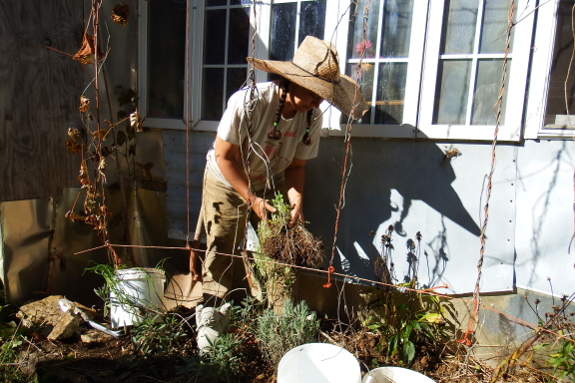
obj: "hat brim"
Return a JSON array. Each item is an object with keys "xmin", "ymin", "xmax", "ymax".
[{"xmin": 247, "ymin": 57, "xmax": 368, "ymax": 120}]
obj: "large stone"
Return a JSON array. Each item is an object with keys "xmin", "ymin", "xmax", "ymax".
[
  {"xmin": 17, "ymin": 295, "xmax": 97, "ymax": 328},
  {"xmin": 47, "ymin": 311, "xmax": 83, "ymax": 341}
]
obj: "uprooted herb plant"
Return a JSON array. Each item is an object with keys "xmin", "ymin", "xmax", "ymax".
[
  {"xmin": 257, "ymin": 193, "xmax": 324, "ymax": 269},
  {"xmin": 255, "ymin": 193, "xmax": 324, "ymax": 309}
]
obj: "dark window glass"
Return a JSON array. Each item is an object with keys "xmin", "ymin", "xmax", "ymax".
[
  {"xmin": 147, "ymin": 0, "xmax": 186, "ymax": 119},
  {"xmin": 204, "ymin": 9, "xmax": 227, "ymax": 64},
  {"xmin": 270, "ymin": 3, "xmax": 297, "ymax": 61},
  {"xmin": 299, "ymin": 1, "xmax": 326, "ymax": 46},
  {"xmin": 202, "ymin": 68, "xmax": 224, "ymax": 120},
  {"xmin": 228, "ymin": 8, "xmax": 251, "ymax": 64},
  {"xmin": 544, "ymin": 0, "xmax": 575, "ymax": 127}
]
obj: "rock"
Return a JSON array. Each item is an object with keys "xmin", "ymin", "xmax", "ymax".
[
  {"xmin": 47, "ymin": 311, "xmax": 83, "ymax": 341},
  {"xmin": 80, "ymin": 329, "xmax": 114, "ymax": 343},
  {"xmin": 16, "ymin": 295, "xmax": 98, "ymax": 328}
]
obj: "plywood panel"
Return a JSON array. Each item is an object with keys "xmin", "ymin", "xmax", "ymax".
[{"xmin": 0, "ymin": 0, "xmax": 84, "ymax": 201}]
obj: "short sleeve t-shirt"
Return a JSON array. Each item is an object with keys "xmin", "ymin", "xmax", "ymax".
[{"xmin": 206, "ymin": 82, "xmax": 322, "ymax": 191}]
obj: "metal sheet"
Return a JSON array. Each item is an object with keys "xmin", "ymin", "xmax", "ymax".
[
  {"xmin": 304, "ymin": 139, "xmax": 517, "ymax": 295},
  {"xmin": 515, "ymin": 139, "xmax": 575, "ymax": 297},
  {"xmin": 163, "ymin": 129, "xmax": 214, "ymax": 240}
]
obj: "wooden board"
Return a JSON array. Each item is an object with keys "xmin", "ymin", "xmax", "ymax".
[{"xmin": 0, "ymin": 0, "xmax": 84, "ymax": 201}]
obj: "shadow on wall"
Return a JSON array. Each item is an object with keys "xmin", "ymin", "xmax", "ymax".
[{"xmin": 305, "ymin": 134, "xmax": 481, "ymax": 283}]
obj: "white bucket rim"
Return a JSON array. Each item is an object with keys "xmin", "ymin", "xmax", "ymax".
[{"xmin": 115, "ymin": 267, "xmax": 166, "ymax": 280}]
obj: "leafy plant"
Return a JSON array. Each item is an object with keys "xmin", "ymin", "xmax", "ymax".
[
  {"xmin": 85, "ymin": 259, "xmax": 168, "ymax": 317},
  {"xmin": 522, "ymin": 294, "xmax": 575, "ymax": 382},
  {"xmin": 255, "ymin": 299, "xmax": 320, "ymax": 365},
  {"xmin": 363, "ymin": 290, "xmax": 450, "ymax": 366},
  {"xmin": 546, "ymin": 338, "xmax": 575, "ymax": 380},
  {"xmin": 363, "ymin": 229, "xmax": 452, "ymax": 367},
  {"xmin": 130, "ymin": 312, "xmax": 189, "ymax": 357},
  {"xmin": 177, "ymin": 333, "xmax": 244, "ymax": 383},
  {"xmin": 0, "ymin": 331, "xmax": 28, "ymax": 383}
]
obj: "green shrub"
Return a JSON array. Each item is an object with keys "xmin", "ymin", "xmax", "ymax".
[{"xmin": 255, "ymin": 299, "xmax": 320, "ymax": 364}]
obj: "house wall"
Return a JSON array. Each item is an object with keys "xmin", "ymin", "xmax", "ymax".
[{"xmin": 163, "ymin": 131, "xmax": 574, "ymax": 300}]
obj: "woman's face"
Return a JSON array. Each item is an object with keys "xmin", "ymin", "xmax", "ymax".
[{"xmin": 286, "ymin": 82, "xmax": 323, "ymax": 115}]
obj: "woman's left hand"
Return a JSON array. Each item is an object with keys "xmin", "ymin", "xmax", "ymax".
[{"xmin": 289, "ymin": 201, "xmax": 304, "ymax": 227}]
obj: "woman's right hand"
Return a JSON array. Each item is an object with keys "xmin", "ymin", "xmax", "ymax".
[{"xmin": 251, "ymin": 196, "xmax": 276, "ymax": 221}]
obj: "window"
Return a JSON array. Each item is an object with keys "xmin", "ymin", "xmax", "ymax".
[
  {"xmin": 139, "ymin": 0, "xmax": 539, "ymax": 141},
  {"xmin": 139, "ymin": 0, "xmax": 187, "ymax": 129},
  {"xmin": 419, "ymin": 0, "xmax": 534, "ymax": 141},
  {"xmin": 525, "ymin": 0, "xmax": 575, "ymax": 139}
]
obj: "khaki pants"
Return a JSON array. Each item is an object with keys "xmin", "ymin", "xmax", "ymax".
[{"xmin": 199, "ymin": 168, "xmax": 284, "ymax": 299}]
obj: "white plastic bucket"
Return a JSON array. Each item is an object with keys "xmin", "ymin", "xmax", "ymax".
[
  {"xmin": 362, "ymin": 367, "xmax": 436, "ymax": 383},
  {"xmin": 110, "ymin": 267, "xmax": 166, "ymax": 328},
  {"xmin": 277, "ymin": 343, "xmax": 361, "ymax": 383}
]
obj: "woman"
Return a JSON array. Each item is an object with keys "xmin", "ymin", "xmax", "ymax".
[{"xmin": 198, "ymin": 36, "xmax": 367, "ymax": 302}]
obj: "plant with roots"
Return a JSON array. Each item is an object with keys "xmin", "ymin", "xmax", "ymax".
[{"xmin": 255, "ymin": 193, "xmax": 324, "ymax": 310}]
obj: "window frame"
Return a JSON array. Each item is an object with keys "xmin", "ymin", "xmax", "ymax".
[
  {"xmin": 417, "ymin": 0, "xmax": 536, "ymax": 142},
  {"xmin": 524, "ymin": 0, "xmax": 575, "ymax": 140},
  {"xmin": 323, "ymin": 0, "xmax": 429, "ymax": 138},
  {"xmin": 138, "ymin": 0, "xmax": 543, "ymax": 142}
]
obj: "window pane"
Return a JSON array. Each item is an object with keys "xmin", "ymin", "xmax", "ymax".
[
  {"xmin": 375, "ymin": 63, "xmax": 407, "ymax": 124},
  {"xmin": 204, "ymin": 9, "xmax": 227, "ymax": 64},
  {"xmin": 345, "ymin": 63, "xmax": 375, "ymax": 124},
  {"xmin": 472, "ymin": 59, "xmax": 509, "ymax": 125},
  {"xmin": 228, "ymin": 7, "xmax": 251, "ymax": 64},
  {"xmin": 480, "ymin": 0, "xmax": 516, "ymax": 53},
  {"xmin": 441, "ymin": 0, "xmax": 478, "ymax": 54},
  {"xmin": 271, "ymin": 3, "xmax": 297, "ymax": 61},
  {"xmin": 299, "ymin": 1, "xmax": 326, "ymax": 45},
  {"xmin": 147, "ymin": 0, "xmax": 186, "ymax": 119},
  {"xmin": 207, "ymin": 0, "xmax": 227, "ymax": 6},
  {"xmin": 227, "ymin": 68, "xmax": 248, "ymax": 101},
  {"xmin": 380, "ymin": 0, "xmax": 414, "ymax": 58},
  {"xmin": 202, "ymin": 3, "xmax": 251, "ymax": 121},
  {"xmin": 347, "ymin": 0, "xmax": 381, "ymax": 59},
  {"xmin": 434, "ymin": 60, "xmax": 471, "ymax": 124},
  {"xmin": 202, "ymin": 68, "xmax": 224, "ymax": 120}
]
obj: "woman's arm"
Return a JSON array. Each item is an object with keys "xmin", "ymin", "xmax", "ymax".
[
  {"xmin": 214, "ymin": 135, "xmax": 276, "ymax": 220},
  {"xmin": 284, "ymin": 157, "xmax": 306, "ymax": 226}
]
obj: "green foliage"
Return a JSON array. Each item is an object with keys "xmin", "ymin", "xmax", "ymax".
[
  {"xmin": 546, "ymin": 338, "xmax": 575, "ymax": 380},
  {"xmin": 256, "ymin": 192, "xmax": 291, "ymax": 247},
  {"xmin": 85, "ymin": 261, "xmax": 188, "ymax": 358},
  {"xmin": 177, "ymin": 333, "xmax": 244, "ymax": 383},
  {"xmin": 255, "ymin": 299, "xmax": 320, "ymax": 365},
  {"xmin": 363, "ymin": 291, "xmax": 451, "ymax": 367},
  {"xmin": 130, "ymin": 313, "xmax": 188, "ymax": 357},
  {"xmin": 0, "ymin": 333, "xmax": 29, "ymax": 383}
]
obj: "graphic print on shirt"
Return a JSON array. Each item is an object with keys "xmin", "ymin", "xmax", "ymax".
[{"xmin": 251, "ymin": 140, "xmax": 292, "ymax": 185}]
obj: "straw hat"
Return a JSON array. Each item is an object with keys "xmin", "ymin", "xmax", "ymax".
[{"xmin": 247, "ymin": 36, "xmax": 368, "ymax": 119}]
